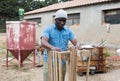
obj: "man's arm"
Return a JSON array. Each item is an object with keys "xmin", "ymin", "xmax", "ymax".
[
  {"xmin": 41, "ymin": 37, "xmax": 53, "ymax": 50},
  {"xmin": 70, "ymin": 38, "xmax": 81, "ymax": 49},
  {"xmin": 41, "ymin": 37, "xmax": 62, "ymax": 51}
]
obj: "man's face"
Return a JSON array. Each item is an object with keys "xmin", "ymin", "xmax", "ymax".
[{"xmin": 55, "ymin": 18, "xmax": 66, "ymax": 30}]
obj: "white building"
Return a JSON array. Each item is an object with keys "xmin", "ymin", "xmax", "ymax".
[{"xmin": 24, "ymin": 0, "xmax": 120, "ymax": 49}]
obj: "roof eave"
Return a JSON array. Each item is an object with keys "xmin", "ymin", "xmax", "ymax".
[{"xmin": 24, "ymin": 0, "xmax": 116, "ymax": 16}]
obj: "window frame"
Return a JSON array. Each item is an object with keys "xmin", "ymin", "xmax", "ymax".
[{"xmin": 102, "ymin": 8, "xmax": 120, "ymax": 25}]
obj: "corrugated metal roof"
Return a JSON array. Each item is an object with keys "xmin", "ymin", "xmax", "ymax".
[{"xmin": 24, "ymin": 0, "xmax": 113, "ymax": 15}]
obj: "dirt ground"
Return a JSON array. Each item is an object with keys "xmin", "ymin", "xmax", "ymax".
[
  {"xmin": 0, "ymin": 34, "xmax": 120, "ymax": 81},
  {"xmin": 0, "ymin": 51, "xmax": 120, "ymax": 81}
]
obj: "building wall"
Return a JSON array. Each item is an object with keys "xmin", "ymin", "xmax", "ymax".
[{"xmin": 24, "ymin": 2, "xmax": 120, "ymax": 48}]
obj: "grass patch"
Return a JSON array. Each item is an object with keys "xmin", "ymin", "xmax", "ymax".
[
  {"xmin": 22, "ymin": 68, "xmax": 29, "ymax": 72},
  {"xmin": 0, "ymin": 42, "xmax": 6, "ymax": 49},
  {"xmin": 0, "ymin": 49, "xmax": 13, "ymax": 58},
  {"xmin": 8, "ymin": 53, "xmax": 13, "ymax": 57},
  {"xmin": 104, "ymin": 52, "xmax": 110, "ymax": 57},
  {"xmin": 13, "ymin": 64, "xmax": 19, "ymax": 70},
  {"xmin": 0, "ymin": 50, "xmax": 5, "ymax": 55}
]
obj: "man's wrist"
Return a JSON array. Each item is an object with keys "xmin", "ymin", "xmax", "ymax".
[{"xmin": 50, "ymin": 46, "xmax": 55, "ymax": 50}]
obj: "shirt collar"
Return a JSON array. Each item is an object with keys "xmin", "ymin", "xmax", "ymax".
[{"xmin": 54, "ymin": 24, "xmax": 65, "ymax": 30}]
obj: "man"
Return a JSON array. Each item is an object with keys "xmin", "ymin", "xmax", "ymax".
[{"xmin": 41, "ymin": 9, "xmax": 80, "ymax": 81}]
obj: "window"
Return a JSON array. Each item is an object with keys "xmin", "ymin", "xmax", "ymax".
[
  {"xmin": 66, "ymin": 13, "xmax": 80, "ymax": 26},
  {"xmin": 27, "ymin": 18, "xmax": 41, "ymax": 27},
  {"xmin": 103, "ymin": 9, "xmax": 120, "ymax": 24}
]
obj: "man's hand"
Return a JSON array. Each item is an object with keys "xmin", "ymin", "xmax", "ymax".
[
  {"xmin": 75, "ymin": 43, "xmax": 83, "ymax": 50},
  {"xmin": 51, "ymin": 47, "xmax": 62, "ymax": 52}
]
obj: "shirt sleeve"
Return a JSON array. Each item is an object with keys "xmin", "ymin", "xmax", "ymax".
[
  {"xmin": 69, "ymin": 29, "xmax": 75, "ymax": 40},
  {"xmin": 41, "ymin": 26, "xmax": 50, "ymax": 39}
]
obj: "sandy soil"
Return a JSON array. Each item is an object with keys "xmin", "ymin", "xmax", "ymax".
[{"xmin": 0, "ymin": 34, "xmax": 120, "ymax": 81}]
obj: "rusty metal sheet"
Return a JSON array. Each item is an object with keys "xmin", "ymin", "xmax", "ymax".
[
  {"xmin": 6, "ymin": 21, "xmax": 20, "ymax": 49},
  {"xmin": 20, "ymin": 21, "xmax": 36, "ymax": 50}
]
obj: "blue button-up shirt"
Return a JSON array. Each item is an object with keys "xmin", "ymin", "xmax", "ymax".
[{"xmin": 41, "ymin": 24, "xmax": 75, "ymax": 64}]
